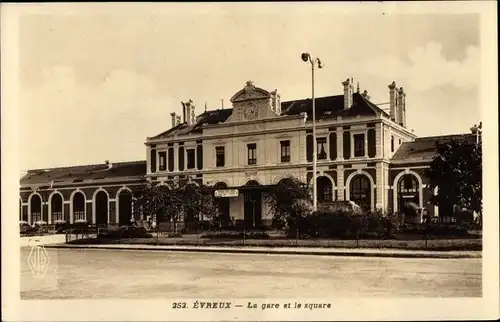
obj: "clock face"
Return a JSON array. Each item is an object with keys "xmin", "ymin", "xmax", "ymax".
[{"xmin": 244, "ymin": 103, "xmax": 258, "ymax": 120}]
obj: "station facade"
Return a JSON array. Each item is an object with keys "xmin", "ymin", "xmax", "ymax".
[{"xmin": 20, "ymin": 78, "xmax": 475, "ymax": 226}]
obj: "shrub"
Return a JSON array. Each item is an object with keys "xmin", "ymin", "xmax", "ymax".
[
  {"xmin": 98, "ymin": 226, "xmax": 152, "ymax": 239},
  {"xmin": 201, "ymin": 230, "xmax": 270, "ymax": 239},
  {"xmin": 54, "ymin": 221, "xmax": 68, "ymax": 234}
]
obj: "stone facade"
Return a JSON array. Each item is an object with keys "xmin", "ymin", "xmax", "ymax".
[
  {"xmin": 20, "ymin": 78, "xmax": 475, "ymax": 227},
  {"xmin": 143, "ymin": 79, "xmax": 436, "ymax": 227}
]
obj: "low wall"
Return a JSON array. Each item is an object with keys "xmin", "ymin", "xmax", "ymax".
[{"xmin": 20, "ymin": 234, "xmax": 67, "ymax": 247}]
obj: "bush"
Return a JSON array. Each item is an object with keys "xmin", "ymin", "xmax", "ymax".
[
  {"xmin": 69, "ymin": 222, "xmax": 90, "ymax": 234},
  {"xmin": 55, "ymin": 221, "xmax": 69, "ymax": 234},
  {"xmin": 98, "ymin": 226, "xmax": 152, "ymax": 239},
  {"xmin": 201, "ymin": 230, "xmax": 270, "ymax": 239},
  {"xmin": 286, "ymin": 209, "xmax": 404, "ymax": 239}
]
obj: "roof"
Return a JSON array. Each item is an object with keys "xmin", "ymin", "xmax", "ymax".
[
  {"xmin": 281, "ymin": 92, "xmax": 389, "ymax": 120},
  {"xmin": 20, "ymin": 161, "xmax": 146, "ymax": 186},
  {"xmin": 149, "ymin": 109, "xmax": 233, "ymax": 140},
  {"xmin": 391, "ymin": 134, "xmax": 476, "ymax": 163},
  {"xmin": 149, "ymin": 92, "xmax": 388, "ymax": 140}
]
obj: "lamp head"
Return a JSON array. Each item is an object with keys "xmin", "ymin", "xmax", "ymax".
[
  {"xmin": 301, "ymin": 53, "xmax": 310, "ymax": 62},
  {"xmin": 317, "ymin": 58, "xmax": 323, "ymax": 69}
]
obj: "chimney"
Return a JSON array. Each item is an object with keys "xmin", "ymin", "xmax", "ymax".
[
  {"xmin": 182, "ymin": 102, "xmax": 187, "ymax": 124},
  {"xmin": 191, "ymin": 104, "xmax": 196, "ymax": 125},
  {"xmin": 170, "ymin": 112, "xmax": 177, "ymax": 128},
  {"xmin": 342, "ymin": 78, "xmax": 354, "ymax": 110},
  {"xmin": 388, "ymin": 81, "xmax": 397, "ymax": 123},
  {"xmin": 397, "ymin": 87, "xmax": 406, "ymax": 127},
  {"xmin": 271, "ymin": 89, "xmax": 281, "ymax": 114},
  {"xmin": 176, "ymin": 115, "xmax": 181, "ymax": 126},
  {"xmin": 184, "ymin": 100, "xmax": 194, "ymax": 126}
]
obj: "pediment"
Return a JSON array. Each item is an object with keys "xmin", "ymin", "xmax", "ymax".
[{"xmin": 230, "ymin": 81, "xmax": 271, "ymax": 103}]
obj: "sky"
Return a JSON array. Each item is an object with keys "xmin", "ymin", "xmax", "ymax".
[{"xmin": 16, "ymin": 3, "xmax": 482, "ymax": 171}]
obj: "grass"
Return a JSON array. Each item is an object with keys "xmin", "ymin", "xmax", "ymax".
[{"xmin": 67, "ymin": 234, "xmax": 482, "ymax": 251}]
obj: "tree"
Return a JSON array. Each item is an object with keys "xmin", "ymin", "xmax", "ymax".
[
  {"xmin": 178, "ymin": 181, "xmax": 217, "ymax": 230},
  {"xmin": 134, "ymin": 180, "xmax": 218, "ymax": 233},
  {"xmin": 265, "ymin": 176, "xmax": 312, "ymax": 233},
  {"xmin": 425, "ymin": 138, "xmax": 482, "ymax": 220},
  {"xmin": 133, "ymin": 182, "xmax": 171, "ymax": 228}
]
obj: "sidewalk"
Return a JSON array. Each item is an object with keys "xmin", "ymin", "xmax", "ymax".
[{"xmin": 44, "ymin": 243, "xmax": 481, "ymax": 259}]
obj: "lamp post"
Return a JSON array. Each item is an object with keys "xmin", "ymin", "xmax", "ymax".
[
  {"xmin": 470, "ymin": 122, "xmax": 482, "ymax": 144},
  {"xmin": 301, "ymin": 53, "xmax": 324, "ymax": 212}
]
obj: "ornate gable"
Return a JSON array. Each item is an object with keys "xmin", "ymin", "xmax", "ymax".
[{"xmin": 230, "ymin": 81, "xmax": 271, "ymax": 103}]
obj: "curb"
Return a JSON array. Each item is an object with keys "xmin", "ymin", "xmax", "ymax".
[{"xmin": 44, "ymin": 244, "xmax": 482, "ymax": 259}]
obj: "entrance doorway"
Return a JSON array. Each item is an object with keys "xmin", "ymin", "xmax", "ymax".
[
  {"xmin": 242, "ymin": 181, "xmax": 262, "ymax": 229},
  {"xmin": 118, "ymin": 190, "xmax": 133, "ymax": 225},
  {"xmin": 397, "ymin": 174, "xmax": 420, "ymax": 217},
  {"xmin": 349, "ymin": 175, "xmax": 371, "ymax": 212}
]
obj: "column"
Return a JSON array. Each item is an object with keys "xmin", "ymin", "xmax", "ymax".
[
  {"xmin": 146, "ymin": 147, "xmax": 151, "ymax": 173},
  {"xmin": 375, "ymin": 123, "xmax": 383, "ymax": 158},
  {"xmin": 336, "ymin": 127, "xmax": 343, "ymax": 160},
  {"xmin": 174, "ymin": 144, "xmax": 179, "ymax": 172},
  {"xmin": 375, "ymin": 163, "xmax": 384, "ymax": 210},
  {"xmin": 337, "ymin": 165, "xmax": 345, "ymax": 201}
]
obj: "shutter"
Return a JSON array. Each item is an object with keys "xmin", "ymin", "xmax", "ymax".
[
  {"xmin": 343, "ymin": 131, "xmax": 350, "ymax": 159},
  {"xmin": 306, "ymin": 134, "xmax": 313, "ymax": 162},
  {"xmin": 329, "ymin": 132, "xmax": 337, "ymax": 160},
  {"xmin": 196, "ymin": 145, "xmax": 203, "ymax": 170},
  {"xmin": 178, "ymin": 146, "xmax": 185, "ymax": 171},
  {"xmin": 150, "ymin": 149, "xmax": 157, "ymax": 173},
  {"xmin": 368, "ymin": 128, "xmax": 376, "ymax": 158}
]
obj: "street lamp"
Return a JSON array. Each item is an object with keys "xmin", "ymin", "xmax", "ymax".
[
  {"xmin": 470, "ymin": 122, "xmax": 482, "ymax": 144},
  {"xmin": 301, "ymin": 52, "xmax": 323, "ymax": 212}
]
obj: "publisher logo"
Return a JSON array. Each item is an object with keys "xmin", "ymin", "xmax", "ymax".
[{"xmin": 27, "ymin": 240, "xmax": 50, "ymax": 278}]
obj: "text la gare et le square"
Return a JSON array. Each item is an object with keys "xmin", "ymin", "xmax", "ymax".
[{"xmin": 173, "ymin": 301, "xmax": 332, "ymax": 311}]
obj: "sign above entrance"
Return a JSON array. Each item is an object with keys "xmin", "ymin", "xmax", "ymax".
[{"xmin": 215, "ymin": 189, "xmax": 239, "ymax": 198}]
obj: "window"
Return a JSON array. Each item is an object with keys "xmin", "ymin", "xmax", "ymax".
[
  {"xmin": 316, "ymin": 138, "xmax": 327, "ymax": 160},
  {"xmin": 215, "ymin": 146, "xmax": 225, "ymax": 167},
  {"xmin": 399, "ymin": 139, "xmax": 402, "ymax": 145},
  {"xmin": 391, "ymin": 136, "xmax": 394, "ymax": 152},
  {"xmin": 158, "ymin": 152, "xmax": 167, "ymax": 171},
  {"xmin": 317, "ymin": 177, "xmax": 333, "ymax": 202},
  {"xmin": 186, "ymin": 149, "xmax": 195, "ymax": 169},
  {"xmin": 399, "ymin": 175, "xmax": 418, "ymax": 193},
  {"xmin": 280, "ymin": 140, "xmax": 291, "ymax": 162},
  {"xmin": 167, "ymin": 148, "xmax": 174, "ymax": 171},
  {"xmin": 247, "ymin": 143, "xmax": 257, "ymax": 165},
  {"xmin": 150, "ymin": 149, "xmax": 157, "ymax": 173},
  {"xmin": 354, "ymin": 134, "xmax": 365, "ymax": 157}
]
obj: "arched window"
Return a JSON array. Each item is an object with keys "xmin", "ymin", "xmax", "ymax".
[
  {"xmin": 30, "ymin": 194, "xmax": 42, "ymax": 223},
  {"xmin": 398, "ymin": 175, "xmax": 418, "ymax": 194},
  {"xmin": 349, "ymin": 175, "xmax": 371, "ymax": 211},
  {"xmin": 73, "ymin": 192, "xmax": 86, "ymax": 221},
  {"xmin": 51, "ymin": 193, "xmax": 63, "ymax": 222},
  {"xmin": 317, "ymin": 176, "xmax": 333, "ymax": 202}
]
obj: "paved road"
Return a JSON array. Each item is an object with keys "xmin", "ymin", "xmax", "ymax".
[{"xmin": 21, "ymin": 248, "xmax": 481, "ymax": 299}]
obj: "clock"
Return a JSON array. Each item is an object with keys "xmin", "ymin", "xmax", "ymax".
[{"xmin": 244, "ymin": 103, "xmax": 258, "ymax": 120}]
